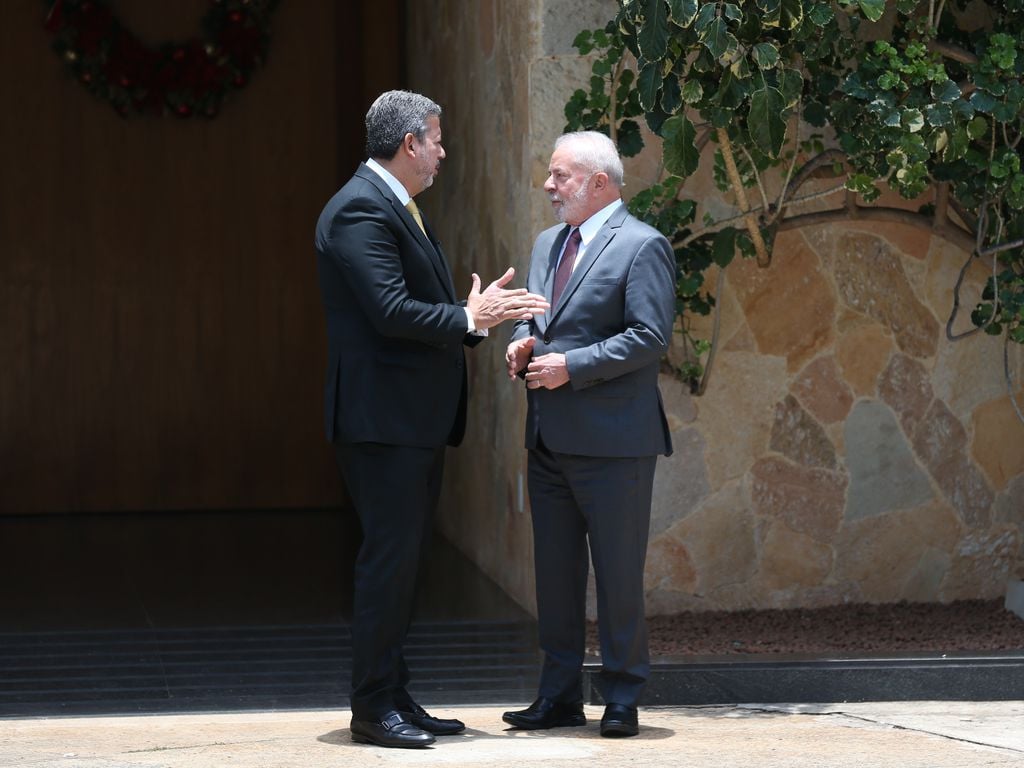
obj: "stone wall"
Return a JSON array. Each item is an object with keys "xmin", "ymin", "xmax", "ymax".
[{"xmin": 409, "ymin": 0, "xmax": 1024, "ymax": 615}]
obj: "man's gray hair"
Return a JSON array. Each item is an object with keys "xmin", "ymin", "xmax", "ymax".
[
  {"xmin": 365, "ymin": 90, "xmax": 442, "ymax": 160},
  {"xmin": 555, "ymin": 131, "xmax": 624, "ymax": 187}
]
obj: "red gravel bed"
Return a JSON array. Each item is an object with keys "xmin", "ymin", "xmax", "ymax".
[{"xmin": 588, "ymin": 599, "xmax": 1024, "ymax": 657}]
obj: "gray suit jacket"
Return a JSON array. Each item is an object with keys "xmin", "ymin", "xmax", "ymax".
[{"xmin": 512, "ymin": 203, "xmax": 675, "ymax": 458}]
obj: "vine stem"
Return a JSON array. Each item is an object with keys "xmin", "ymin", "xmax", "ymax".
[
  {"xmin": 695, "ymin": 265, "xmax": 726, "ymax": 396},
  {"xmin": 1006, "ymin": 337, "xmax": 1024, "ymax": 426},
  {"xmin": 717, "ymin": 127, "xmax": 771, "ymax": 266}
]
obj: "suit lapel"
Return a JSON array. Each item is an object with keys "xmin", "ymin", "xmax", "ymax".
[
  {"xmin": 549, "ymin": 205, "xmax": 628, "ymax": 322},
  {"xmin": 356, "ymin": 165, "xmax": 457, "ymax": 302}
]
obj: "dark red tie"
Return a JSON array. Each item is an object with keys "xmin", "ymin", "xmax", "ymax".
[{"xmin": 552, "ymin": 228, "xmax": 582, "ymax": 305}]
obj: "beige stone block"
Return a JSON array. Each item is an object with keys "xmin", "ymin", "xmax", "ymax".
[
  {"xmin": 644, "ymin": 533, "xmax": 697, "ymax": 593},
  {"xmin": 923, "ymin": 237, "xmax": 991, "ymax": 341},
  {"xmin": 695, "ymin": 351, "xmax": 788, "ymax": 487},
  {"xmin": 674, "ymin": 483, "xmax": 758, "ymax": 598},
  {"xmin": 750, "ymin": 456, "xmax": 848, "ymax": 543},
  {"xmin": 971, "ymin": 394, "xmax": 1024, "ymax": 491},
  {"xmin": 686, "ymin": 265, "xmax": 746, "ymax": 358},
  {"xmin": 727, "ymin": 230, "xmax": 836, "ymax": 372},
  {"xmin": 769, "ymin": 394, "xmax": 838, "ymax": 469},
  {"xmin": 902, "ymin": 547, "xmax": 954, "ymax": 602},
  {"xmin": 791, "ymin": 355, "xmax": 855, "ymax": 424},
  {"xmin": 528, "ymin": 54, "xmax": 597, "ymax": 232},
  {"xmin": 651, "ymin": 427, "xmax": 711, "ymax": 536},
  {"xmin": 833, "ymin": 501, "xmax": 960, "ymax": 602},
  {"xmin": 759, "ymin": 523, "xmax": 833, "ymax": 590},
  {"xmin": 940, "ymin": 526, "xmax": 1021, "ymax": 600},
  {"xmin": 540, "ymin": 0, "xmax": 617, "ymax": 56},
  {"xmin": 835, "ymin": 323, "xmax": 894, "ymax": 397},
  {"xmin": 846, "ymin": 220, "xmax": 932, "ymax": 261},
  {"xmin": 933, "ymin": 331, "xmax": 1016, "ymax": 420},
  {"xmin": 828, "ymin": 231, "xmax": 939, "ymax": 360},
  {"xmin": 878, "ymin": 353, "xmax": 934, "ymax": 438},
  {"xmin": 913, "ymin": 399, "xmax": 995, "ymax": 529}
]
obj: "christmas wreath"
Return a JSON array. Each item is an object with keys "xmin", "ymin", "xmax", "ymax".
[{"xmin": 43, "ymin": 0, "xmax": 280, "ymax": 118}]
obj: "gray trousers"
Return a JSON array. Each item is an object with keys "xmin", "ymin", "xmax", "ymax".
[{"xmin": 527, "ymin": 441, "xmax": 656, "ymax": 707}]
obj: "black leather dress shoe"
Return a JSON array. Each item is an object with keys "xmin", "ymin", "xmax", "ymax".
[
  {"xmin": 600, "ymin": 703, "xmax": 639, "ymax": 737},
  {"xmin": 399, "ymin": 701, "xmax": 466, "ymax": 735},
  {"xmin": 502, "ymin": 697, "xmax": 587, "ymax": 729},
  {"xmin": 350, "ymin": 711, "xmax": 436, "ymax": 748}
]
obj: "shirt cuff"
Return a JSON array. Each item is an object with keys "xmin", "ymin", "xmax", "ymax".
[{"xmin": 464, "ymin": 307, "xmax": 488, "ymax": 336}]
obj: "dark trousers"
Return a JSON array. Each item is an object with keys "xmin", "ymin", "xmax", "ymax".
[
  {"xmin": 333, "ymin": 441, "xmax": 445, "ymax": 719},
  {"xmin": 527, "ymin": 441, "xmax": 656, "ymax": 707}
]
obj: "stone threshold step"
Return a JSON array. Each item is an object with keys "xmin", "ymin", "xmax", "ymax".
[{"xmin": 583, "ymin": 652, "xmax": 1024, "ymax": 705}]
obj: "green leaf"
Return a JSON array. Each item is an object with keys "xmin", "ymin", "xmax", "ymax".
[
  {"xmin": 748, "ymin": 87, "xmax": 788, "ymax": 157},
  {"xmin": 779, "ymin": 68, "xmax": 804, "ymax": 108},
  {"xmin": 700, "ymin": 18, "xmax": 740, "ymax": 63},
  {"xmin": 638, "ymin": 0, "xmax": 670, "ymax": 61},
  {"xmin": 722, "ymin": 3, "xmax": 743, "ymax": 22},
  {"xmin": 931, "ymin": 79, "xmax": 961, "ymax": 104},
  {"xmin": 712, "ymin": 227, "xmax": 738, "ymax": 267},
  {"xmin": 969, "ymin": 90, "xmax": 996, "ymax": 113},
  {"xmin": 902, "ymin": 108, "xmax": 924, "ymax": 132},
  {"xmin": 752, "ymin": 42, "xmax": 780, "ymax": 70},
  {"xmin": 694, "ymin": 2, "xmax": 718, "ymax": 33},
  {"xmin": 681, "ymin": 78, "xmax": 704, "ymax": 104},
  {"xmin": 573, "ymin": 30, "xmax": 594, "ymax": 55},
  {"xmin": 668, "ymin": 0, "xmax": 700, "ymax": 26},
  {"xmin": 617, "ymin": 119, "xmax": 645, "ymax": 157},
  {"xmin": 967, "ymin": 115, "xmax": 989, "ymax": 139},
  {"xmin": 803, "ymin": 100, "xmax": 827, "ymax": 126},
  {"xmin": 809, "ymin": 2, "xmax": 834, "ymax": 25},
  {"xmin": 757, "ymin": 0, "xmax": 782, "ymax": 27},
  {"xmin": 638, "ymin": 61, "xmax": 663, "ymax": 112},
  {"xmin": 662, "ymin": 114, "xmax": 700, "ymax": 177},
  {"xmin": 924, "ymin": 103, "xmax": 953, "ymax": 127},
  {"xmin": 662, "ymin": 75, "xmax": 683, "ymax": 114},
  {"xmin": 857, "ymin": 0, "xmax": 886, "ymax": 21},
  {"xmin": 779, "ymin": 0, "xmax": 804, "ymax": 28}
]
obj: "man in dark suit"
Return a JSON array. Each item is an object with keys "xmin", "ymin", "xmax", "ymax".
[
  {"xmin": 502, "ymin": 131, "xmax": 676, "ymax": 738},
  {"xmin": 315, "ymin": 90, "xmax": 547, "ymax": 749}
]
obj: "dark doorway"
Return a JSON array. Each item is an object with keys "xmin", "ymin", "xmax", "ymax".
[{"xmin": 0, "ymin": 2, "xmax": 537, "ymax": 715}]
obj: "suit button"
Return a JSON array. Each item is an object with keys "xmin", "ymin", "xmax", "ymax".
[
  {"xmin": 543, "ymin": 334, "xmax": 552, "ymax": 343},
  {"xmin": 456, "ymin": 357, "xmax": 463, "ymax": 369}
]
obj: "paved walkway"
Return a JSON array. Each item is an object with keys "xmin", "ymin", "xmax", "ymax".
[{"xmin": 3, "ymin": 702, "xmax": 1023, "ymax": 768}]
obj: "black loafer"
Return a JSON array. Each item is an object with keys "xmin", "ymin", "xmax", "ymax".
[
  {"xmin": 600, "ymin": 703, "xmax": 639, "ymax": 737},
  {"xmin": 399, "ymin": 701, "xmax": 466, "ymax": 735},
  {"xmin": 350, "ymin": 711, "xmax": 436, "ymax": 748},
  {"xmin": 502, "ymin": 697, "xmax": 587, "ymax": 729}
]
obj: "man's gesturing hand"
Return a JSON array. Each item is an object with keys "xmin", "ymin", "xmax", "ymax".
[
  {"xmin": 506, "ymin": 337, "xmax": 535, "ymax": 379},
  {"xmin": 467, "ymin": 267, "xmax": 549, "ymax": 330}
]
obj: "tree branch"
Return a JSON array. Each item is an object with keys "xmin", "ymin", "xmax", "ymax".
[
  {"xmin": 777, "ymin": 205, "xmax": 977, "ymax": 253},
  {"xmin": 717, "ymin": 127, "xmax": 772, "ymax": 266}
]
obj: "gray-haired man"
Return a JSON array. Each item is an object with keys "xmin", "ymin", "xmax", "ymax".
[{"xmin": 503, "ymin": 131, "xmax": 675, "ymax": 737}]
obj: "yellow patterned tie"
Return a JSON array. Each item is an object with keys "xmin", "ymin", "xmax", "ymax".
[{"xmin": 405, "ymin": 199, "xmax": 427, "ymax": 236}]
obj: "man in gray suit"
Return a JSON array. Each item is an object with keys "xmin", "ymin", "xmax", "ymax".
[{"xmin": 502, "ymin": 131, "xmax": 675, "ymax": 738}]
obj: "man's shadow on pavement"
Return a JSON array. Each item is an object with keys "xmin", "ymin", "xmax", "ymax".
[{"xmin": 318, "ymin": 724, "xmax": 675, "ymax": 746}]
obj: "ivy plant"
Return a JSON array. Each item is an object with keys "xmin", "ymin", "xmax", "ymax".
[{"xmin": 565, "ymin": 0, "xmax": 1024, "ymax": 417}]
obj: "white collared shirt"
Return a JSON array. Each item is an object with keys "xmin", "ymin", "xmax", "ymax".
[
  {"xmin": 364, "ymin": 158, "xmax": 482, "ymax": 334},
  {"xmin": 366, "ymin": 157, "xmax": 411, "ymax": 204},
  {"xmin": 557, "ymin": 198, "xmax": 624, "ymax": 272}
]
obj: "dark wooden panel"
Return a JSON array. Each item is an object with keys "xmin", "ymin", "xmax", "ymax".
[{"xmin": 0, "ymin": 0, "xmax": 402, "ymax": 512}]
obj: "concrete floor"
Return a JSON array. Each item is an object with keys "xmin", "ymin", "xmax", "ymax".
[{"xmin": 4, "ymin": 701, "xmax": 1023, "ymax": 768}]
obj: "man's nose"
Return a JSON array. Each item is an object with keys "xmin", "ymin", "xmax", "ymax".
[{"xmin": 543, "ymin": 176, "xmax": 554, "ymax": 191}]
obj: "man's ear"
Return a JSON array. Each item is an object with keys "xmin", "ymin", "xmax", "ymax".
[
  {"xmin": 592, "ymin": 171, "xmax": 609, "ymax": 191},
  {"xmin": 402, "ymin": 132, "xmax": 417, "ymax": 158}
]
